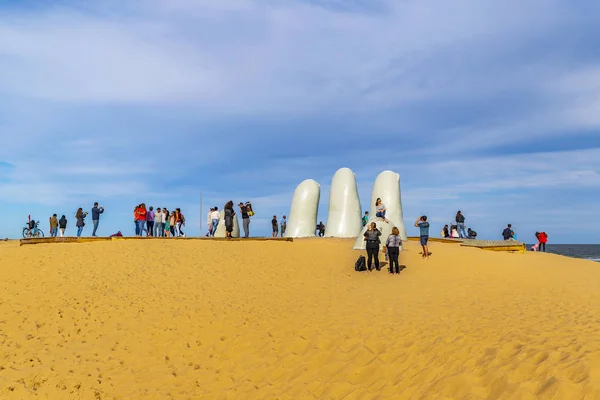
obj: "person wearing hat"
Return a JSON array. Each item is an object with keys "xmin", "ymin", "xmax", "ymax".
[{"xmin": 239, "ymin": 202, "xmax": 250, "ymax": 238}]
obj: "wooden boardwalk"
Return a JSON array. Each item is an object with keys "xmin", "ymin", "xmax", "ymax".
[
  {"xmin": 19, "ymin": 236, "xmax": 294, "ymax": 246},
  {"xmin": 407, "ymin": 236, "xmax": 525, "ymax": 253}
]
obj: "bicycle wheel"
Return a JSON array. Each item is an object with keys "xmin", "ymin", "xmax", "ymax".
[
  {"xmin": 22, "ymin": 228, "xmax": 30, "ymax": 238},
  {"xmin": 36, "ymin": 230, "xmax": 44, "ymax": 238}
]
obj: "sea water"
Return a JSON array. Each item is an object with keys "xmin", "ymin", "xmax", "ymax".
[{"xmin": 527, "ymin": 244, "xmax": 600, "ymax": 262}]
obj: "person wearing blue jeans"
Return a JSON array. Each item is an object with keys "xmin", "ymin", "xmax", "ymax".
[
  {"xmin": 455, "ymin": 210, "xmax": 466, "ymax": 239},
  {"xmin": 76, "ymin": 208, "xmax": 88, "ymax": 237},
  {"xmin": 375, "ymin": 197, "xmax": 389, "ymax": 223},
  {"xmin": 210, "ymin": 207, "xmax": 220, "ymax": 236},
  {"xmin": 91, "ymin": 202, "xmax": 104, "ymax": 236}
]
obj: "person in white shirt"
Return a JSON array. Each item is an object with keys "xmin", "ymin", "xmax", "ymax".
[
  {"xmin": 206, "ymin": 208, "xmax": 213, "ymax": 237},
  {"xmin": 210, "ymin": 207, "xmax": 220, "ymax": 237},
  {"xmin": 155, "ymin": 208, "xmax": 166, "ymax": 237}
]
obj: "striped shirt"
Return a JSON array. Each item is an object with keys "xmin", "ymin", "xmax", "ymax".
[{"xmin": 386, "ymin": 234, "xmax": 402, "ymax": 248}]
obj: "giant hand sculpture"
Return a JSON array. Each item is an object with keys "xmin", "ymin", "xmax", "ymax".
[{"xmin": 285, "ymin": 168, "xmax": 408, "ymax": 250}]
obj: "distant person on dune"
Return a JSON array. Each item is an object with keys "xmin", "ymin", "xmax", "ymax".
[
  {"xmin": 176, "ymin": 208, "xmax": 185, "ymax": 237},
  {"xmin": 206, "ymin": 207, "xmax": 214, "ymax": 237},
  {"xmin": 441, "ymin": 224, "xmax": 450, "ymax": 238},
  {"xmin": 317, "ymin": 222, "xmax": 325, "ymax": 237},
  {"xmin": 76, "ymin": 208, "xmax": 88, "ymax": 237},
  {"xmin": 502, "ymin": 224, "xmax": 514, "ymax": 240},
  {"xmin": 272, "ymin": 215, "xmax": 278, "ymax": 238},
  {"xmin": 451, "ymin": 225, "xmax": 459, "ymax": 238},
  {"xmin": 59, "ymin": 215, "xmax": 67, "ymax": 237},
  {"xmin": 50, "ymin": 214, "xmax": 59, "ymax": 237},
  {"xmin": 415, "ymin": 215, "xmax": 430, "ymax": 259},
  {"xmin": 239, "ymin": 202, "xmax": 250, "ymax": 238},
  {"xmin": 224, "ymin": 201, "xmax": 235, "ymax": 239},
  {"xmin": 134, "ymin": 204, "xmax": 147, "ymax": 237},
  {"xmin": 455, "ymin": 211, "xmax": 466, "ymax": 239},
  {"xmin": 146, "ymin": 206, "xmax": 155, "ymax": 237},
  {"xmin": 385, "ymin": 226, "xmax": 402, "ymax": 274},
  {"xmin": 375, "ymin": 198, "xmax": 389, "ymax": 223},
  {"xmin": 91, "ymin": 202, "xmax": 104, "ymax": 237},
  {"xmin": 280, "ymin": 216, "xmax": 287, "ymax": 237},
  {"xmin": 210, "ymin": 207, "xmax": 220, "ymax": 237},
  {"xmin": 169, "ymin": 210, "xmax": 176, "ymax": 237},
  {"xmin": 536, "ymin": 231, "xmax": 548, "ymax": 252},
  {"xmin": 164, "ymin": 210, "xmax": 171, "ymax": 237},
  {"xmin": 363, "ymin": 222, "xmax": 382, "ymax": 271}
]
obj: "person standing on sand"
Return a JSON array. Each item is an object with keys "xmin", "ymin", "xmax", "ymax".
[
  {"xmin": 280, "ymin": 216, "xmax": 287, "ymax": 237},
  {"xmin": 415, "ymin": 215, "xmax": 430, "ymax": 259},
  {"xmin": 164, "ymin": 210, "xmax": 171, "ymax": 237},
  {"xmin": 133, "ymin": 204, "xmax": 145, "ymax": 237},
  {"xmin": 537, "ymin": 231, "xmax": 548, "ymax": 252},
  {"xmin": 146, "ymin": 206, "xmax": 155, "ymax": 237},
  {"xmin": 210, "ymin": 207, "xmax": 220, "ymax": 237},
  {"xmin": 272, "ymin": 215, "xmax": 278, "ymax": 238},
  {"xmin": 224, "ymin": 201, "xmax": 235, "ymax": 239},
  {"xmin": 385, "ymin": 227, "xmax": 402, "ymax": 274},
  {"xmin": 455, "ymin": 211, "xmax": 466, "ymax": 239},
  {"xmin": 76, "ymin": 208, "xmax": 88, "ymax": 237},
  {"xmin": 239, "ymin": 203, "xmax": 250, "ymax": 238},
  {"xmin": 375, "ymin": 198, "xmax": 389, "ymax": 223},
  {"xmin": 50, "ymin": 214, "xmax": 59, "ymax": 237},
  {"xmin": 176, "ymin": 208, "xmax": 185, "ymax": 237},
  {"xmin": 59, "ymin": 215, "xmax": 67, "ymax": 237},
  {"xmin": 502, "ymin": 224, "xmax": 514, "ymax": 240},
  {"xmin": 91, "ymin": 202, "xmax": 104, "ymax": 237},
  {"xmin": 169, "ymin": 210, "xmax": 176, "ymax": 237},
  {"xmin": 363, "ymin": 222, "xmax": 382, "ymax": 271},
  {"xmin": 206, "ymin": 208, "xmax": 214, "ymax": 237},
  {"xmin": 154, "ymin": 207, "xmax": 162, "ymax": 237}
]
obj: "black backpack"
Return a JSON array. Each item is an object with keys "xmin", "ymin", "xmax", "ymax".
[{"xmin": 354, "ymin": 255, "xmax": 367, "ymax": 272}]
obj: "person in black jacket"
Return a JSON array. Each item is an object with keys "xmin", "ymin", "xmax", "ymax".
[
  {"xmin": 59, "ymin": 215, "xmax": 67, "ymax": 237},
  {"xmin": 455, "ymin": 211, "xmax": 466, "ymax": 238},
  {"xmin": 363, "ymin": 222, "xmax": 382, "ymax": 271},
  {"xmin": 224, "ymin": 201, "xmax": 235, "ymax": 239}
]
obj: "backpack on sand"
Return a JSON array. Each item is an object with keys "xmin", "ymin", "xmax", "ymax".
[{"xmin": 354, "ymin": 255, "xmax": 367, "ymax": 272}]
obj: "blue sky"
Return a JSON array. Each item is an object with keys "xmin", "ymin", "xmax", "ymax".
[{"xmin": 0, "ymin": 0, "xmax": 599, "ymax": 242}]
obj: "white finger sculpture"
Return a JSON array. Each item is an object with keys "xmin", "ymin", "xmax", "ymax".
[
  {"xmin": 214, "ymin": 209, "xmax": 240, "ymax": 238},
  {"xmin": 285, "ymin": 179, "xmax": 320, "ymax": 238},
  {"xmin": 324, "ymin": 168, "xmax": 362, "ymax": 238},
  {"xmin": 353, "ymin": 170, "xmax": 407, "ymax": 250}
]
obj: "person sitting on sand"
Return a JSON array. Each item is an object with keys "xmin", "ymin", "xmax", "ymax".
[
  {"xmin": 363, "ymin": 222, "xmax": 382, "ymax": 271},
  {"xmin": 441, "ymin": 224, "xmax": 450, "ymax": 238},
  {"xmin": 451, "ymin": 225, "xmax": 459, "ymax": 238},
  {"xmin": 467, "ymin": 228, "xmax": 477, "ymax": 239},
  {"xmin": 415, "ymin": 215, "xmax": 430, "ymax": 259},
  {"xmin": 224, "ymin": 201, "xmax": 235, "ymax": 239},
  {"xmin": 375, "ymin": 198, "xmax": 389, "ymax": 223},
  {"xmin": 502, "ymin": 224, "xmax": 514, "ymax": 240},
  {"xmin": 385, "ymin": 227, "xmax": 402, "ymax": 274}
]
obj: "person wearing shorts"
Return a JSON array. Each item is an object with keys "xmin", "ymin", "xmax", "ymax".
[
  {"xmin": 415, "ymin": 215, "xmax": 430, "ymax": 259},
  {"xmin": 271, "ymin": 215, "xmax": 278, "ymax": 238}
]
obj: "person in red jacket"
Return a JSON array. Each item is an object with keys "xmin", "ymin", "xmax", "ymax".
[
  {"xmin": 134, "ymin": 204, "xmax": 147, "ymax": 237},
  {"xmin": 538, "ymin": 231, "xmax": 548, "ymax": 252}
]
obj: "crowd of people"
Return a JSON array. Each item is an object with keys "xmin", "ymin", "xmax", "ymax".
[{"xmin": 133, "ymin": 204, "xmax": 186, "ymax": 237}]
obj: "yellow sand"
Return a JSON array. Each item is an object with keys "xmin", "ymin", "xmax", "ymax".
[{"xmin": 1, "ymin": 238, "xmax": 600, "ymax": 399}]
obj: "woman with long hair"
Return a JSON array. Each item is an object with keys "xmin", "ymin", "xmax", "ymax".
[
  {"xmin": 169, "ymin": 210, "xmax": 176, "ymax": 237},
  {"xmin": 375, "ymin": 198, "xmax": 389, "ymax": 223},
  {"xmin": 164, "ymin": 210, "xmax": 171, "ymax": 237},
  {"xmin": 75, "ymin": 208, "xmax": 88, "ymax": 237}
]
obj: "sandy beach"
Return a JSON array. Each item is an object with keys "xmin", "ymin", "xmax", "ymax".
[{"xmin": 1, "ymin": 238, "xmax": 599, "ymax": 399}]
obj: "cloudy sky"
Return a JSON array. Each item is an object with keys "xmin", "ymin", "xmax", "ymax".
[{"xmin": 1, "ymin": 0, "xmax": 599, "ymax": 242}]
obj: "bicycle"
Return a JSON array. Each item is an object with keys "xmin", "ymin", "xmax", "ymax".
[{"xmin": 22, "ymin": 221, "xmax": 44, "ymax": 238}]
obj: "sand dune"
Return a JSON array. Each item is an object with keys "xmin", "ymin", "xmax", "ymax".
[{"xmin": 1, "ymin": 238, "xmax": 599, "ymax": 399}]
